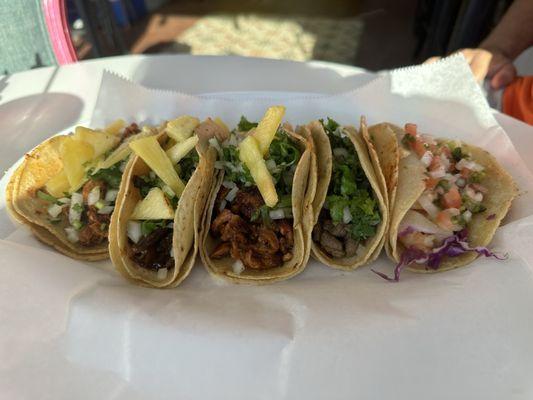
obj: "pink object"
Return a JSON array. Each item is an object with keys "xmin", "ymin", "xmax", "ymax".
[{"xmin": 42, "ymin": 0, "xmax": 78, "ymax": 65}]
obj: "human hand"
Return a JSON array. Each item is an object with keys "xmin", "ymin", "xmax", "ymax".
[{"xmin": 424, "ymin": 48, "xmax": 516, "ymax": 90}]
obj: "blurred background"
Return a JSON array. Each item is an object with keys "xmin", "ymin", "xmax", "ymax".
[{"xmin": 0, "ymin": 0, "xmax": 516, "ymax": 74}]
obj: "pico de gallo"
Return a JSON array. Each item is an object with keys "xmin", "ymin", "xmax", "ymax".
[{"xmin": 373, "ymin": 123, "xmax": 504, "ymax": 281}]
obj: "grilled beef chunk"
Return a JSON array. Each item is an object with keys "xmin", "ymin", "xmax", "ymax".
[
  {"xmin": 78, "ymin": 180, "xmax": 109, "ymax": 247},
  {"xmin": 122, "ymin": 122, "xmax": 141, "ymax": 141},
  {"xmin": 313, "ymin": 217, "xmax": 359, "ymax": 258},
  {"xmin": 210, "ymin": 187, "xmax": 294, "ymax": 270},
  {"xmin": 128, "ymin": 227, "xmax": 174, "ymax": 271}
]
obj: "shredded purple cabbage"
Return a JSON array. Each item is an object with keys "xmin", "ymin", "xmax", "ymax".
[{"xmin": 372, "ymin": 229, "xmax": 507, "ymax": 282}]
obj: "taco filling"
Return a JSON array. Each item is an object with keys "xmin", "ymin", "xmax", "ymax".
[
  {"xmin": 209, "ymin": 109, "xmax": 300, "ymax": 272},
  {"xmin": 125, "ymin": 118, "xmax": 201, "ymax": 276},
  {"xmin": 312, "ymin": 118, "xmax": 381, "ymax": 258},
  {"xmin": 33, "ymin": 122, "xmax": 145, "ymax": 247},
  {"xmin": 376, "ymin": 123, "xmax": 503, "ymax": 281}
]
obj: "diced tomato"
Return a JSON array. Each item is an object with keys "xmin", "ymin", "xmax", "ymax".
[
  {"xmin": 412, "ymin": 139, "xmax": 427, "ymax": 157},
  {"xmin": 440, "ymin": 145, "xmax": 451, "ymax": 158},
  {"xmin": 425, "ymin": 177, "xmax": 439, "ymax": 189},
  {"xmin": 429, "ymin": 155, "xmax": 442, "ymax": 171},
  {"xmin": 405, "ymin": 123, "xmax": 417, "ymax": 136},
  {"xmin": 460, "ymin": 168, "xmax": 472, "ymax": 178},
  {"xmin": 442, "ymin": 186, "xmax": 462, "ymax": 209},
  {"xmin": 436, "ymin": 210, "xmax": 455, "ymax": 231}
]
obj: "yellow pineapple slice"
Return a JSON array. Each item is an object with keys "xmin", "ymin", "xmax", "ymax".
[
  {"xmin": 239, "ymin": 136, "xmax": 278, "ymax": 207},
  {"xmin": 104, "ymin": 119, "xmax": 126, "ymax": 135},
  {"xmin": 166, "ymin": 135, "xmax": 199, "ymax": 164},
  {"xmin": 251, "ymin": 106, "xmax": 285, "ymax": 156},
  {"xmin": 44, "ymin": 169, "xmax": 70, "ymax": 198},
  {"xmin": 129, "ymin": 136, "xmax": 185, "ymax": 197},
  {"xmin": 130, "ymin": 187, "xmax": 175, "ymax": 220},
  {"xmin": 165, "ymin": 116, "xmax": 200, "ymax": 143},
  {"xmin": 60, "ymin": 136, "xmax": 95, "ymax": 192},
  {"xmin": 74, "ymin": 126, "xmax": 120, "ymax": 158}
]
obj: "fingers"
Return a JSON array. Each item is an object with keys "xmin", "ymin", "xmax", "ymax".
[
  {"xmin": 468, "ymin": 50, "xmax": 492, "ymax": 82},
  {"xmin": 490, "ymin": 63, "xmax": 517, "ymax": 89},
  {"xmin": 424, "ymin": 56, "xmax": 441, "ymax": 64}
]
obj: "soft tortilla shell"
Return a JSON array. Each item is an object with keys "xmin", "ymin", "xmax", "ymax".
[
  {"xmin": 310, "ymin": 122, "xmax": 388, "ymax": 270},
  {"xmin": 109, "ymin": 143, "xmax": 216, "ymax": 288},
  {"xmin": 388, "ymin": 127, "xmax": 517, "ymax": 272},
  {"xmin": 199, "ymin": 130, "xmax": 314, "ymax": 284},
  {"xmin": 9, "ymin": 136, "xmax": 108, "ymax": 257}
]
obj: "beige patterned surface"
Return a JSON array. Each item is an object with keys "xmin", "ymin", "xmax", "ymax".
[{"xmin": 174, "ymin": 14, "xmax": 363, "ymax": 63}]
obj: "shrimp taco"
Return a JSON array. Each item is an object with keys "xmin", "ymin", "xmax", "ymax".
[
  {"xmin": 372, "ymin": 123, "xmax": 517, "ymax": 281},
  {"xmin": 109, "ymin": 116, "xmax": 217, "ymax": 287},
  {"xmin": 310, "ymin": 118, "xmax": 388, "ymax": 270},
  {"xmin": 7, "ymin": 121, "xmax": 154, "ymax": 260},
  {"xmin": 199, "ymin": 106, "xmax": 316, "ymax": 284}
]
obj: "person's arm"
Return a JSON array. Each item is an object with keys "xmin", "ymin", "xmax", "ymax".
[{"xmin": 425, "ymin": 0, "xmax": 533, "ymax": 89}]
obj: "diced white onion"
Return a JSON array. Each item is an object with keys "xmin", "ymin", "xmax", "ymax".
[
  {"xmin": 57, "ymin": 197, "xmax": 71, "ymax": 205},
  {"xmin": 208, "ymin": 137, "xmax": 222, "ymax": 155},
  {"xmin": 448, "ymin": 207, "xmax": 460, "ymax": 216},
  {"xmin": 65, "ymin": 227, "xmax": 79, "ymax": 243},
  {"xmin": 420, "ymin": 151, "xmax": 433, "ymax": 167},
  {"xmin": 222, "ymin": 180, "xmax": 236, "ymax": 189},
  {"xmin": 266, "ymin": 159, "xmax": 277, "ymax": 171},
  {"xmin": 440, "ymin": 155, "xmax": 451, "ymax": 170},
  {"xmin": 463, "ymin": 210, "xmax": 472, "ymax": 223},
  {"xmin": 170, "ymin": 246, "xmax": 174, "ymax": 258},
  {"xmin": 456, "ymin": 177, "xmax": 466, "ymax": 188},
  {"xmin": 167, "ymin": 222, "xmax": 174, "ymax": 229},
  {"xmin": 456, "ymin": 159, "xmax": 483, "ymax": 172},
  {"xmin": 105, "ymin": 189, "xmax": 118, "ymax": 202},
  {"xmin": 219, "ymin": 200, "xmax": 227, "ymax": 212},
  {"xmin": 418, "ymin": 192, "xmax": 440, "ymax": 219},
  {"xmin": 465, "ymin": 186, "xmax": 476, "ymax": 200},
  {"xmin": 97, "ymin": 205, "xmax": 114, "ymax": 214},
  {"xmin": 333, "ymin": 147, "xmax": 349, "ymax": 158},
  {"xmin": 87, "ymin": 186, "xmax": 101, "ymax": 206},
  {"xmin": 69, "ymin": 193, "xmax": 83, "ymax": 224},
  {"xmin": 157, "ymin": 268, "xmax": 168, "ymax": 280},
  {"xmin": 119, "ymin": 161, "xmax": 127, "ymax": 172},
  {"xmin": 232, "ymin": 259, "xmax": 245, "ymax": 275},
  {"xmin": 225, "ymin": 186, "xmax": 239, "ymax": 202},
  {"xmin": 429, "ymin": 166, "xmax": 446, "ymax": 179},
  {"xmin": 471, "ymin": 183, "xmax": 488, "ymax": 194},
  {"xmin": 473, "ymin": 192, "xmax": 483, "ymax": 202},
  {"xmin": 228, "ymin": 134, "xmax": 239, "ymax": 147},
  {"xmin": 127, "ymin": 221, "xmax": 142, "ymax": 243},
  {"xmin": 443, "ymin": 173, "xmax": 457, "ymax": 184},
  {"xmin": 269, "ymin": 209, "xmax": 285, "ymax": 220},
  {"xmin": 342, "ymin": 206, "xmax": 352, "ymax": 224},
  {"xmin": 47, "ymin": 204, "xmax": 63, "ymax": 218}
]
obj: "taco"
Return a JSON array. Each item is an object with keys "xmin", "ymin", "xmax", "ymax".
[
  {"xmin": 199, "ymin": 107, "xmax": 316, "ymax": 283},
  {"xmin": 310, "ymin": 118, "xmax": 388, "ymax": 270},
  {"xmin": 109, "ymin": 116, "xmax": 217, "ymax": 287},
  {"xmin": 373, "ymin": 123, "xmax": 517, "ymax": 281},
  {"xmin": 7, "ymin": 121, "xmax": 154, "ymax": 260}
]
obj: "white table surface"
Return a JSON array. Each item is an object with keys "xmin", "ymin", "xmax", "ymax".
[{"xmin": 1, "ymin": 54, "xmax": 531, "ymax": 175}]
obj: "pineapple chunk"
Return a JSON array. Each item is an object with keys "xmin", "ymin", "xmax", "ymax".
[
  {"xmin": 165, "ymin": 116, "xmax": 200, "ymax": 143},
  {"xmin": 129, "ymin": 136, "xmax": 185, "ymax": 197},
  {"xmin": 60, "ymin": 136, "xmax": 95, "ymax": 191},
  {"xmin": 74, "ymin": 126, "xmax": 120, "ymax": 158},
  {"xmin": 166, "ymin": 135, "xmax": 199, "ymax": 164},
  {"xmin": 95, "ymin": 129, "xmax": 155, "ymax": 171},
  {"xmin": 45, "ymin": 169, "xmax": 70, "ymax": 197},
  {"xmin": 252, "ymin": 106, "xmax": 286, "ymax": 156},
  {"xmin": 239, "ymin": 136, "xmax": 278, "ymax": 207},
  {"xmin": 104, "ymin": 119, "xmax": 126, "ymax": 135},
  {"xmin": 130, "ymin": 187, "xmax": 175, "ymax": 220}
]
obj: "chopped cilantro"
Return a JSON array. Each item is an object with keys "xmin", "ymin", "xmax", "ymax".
[
  {"xmin": 37, "ymin": 190, "xmax": 57, "ymax": 203},
  {"xmin": 237, "ymin": 116, "xmax": 258, "ymax": 132},
  {"xmin": 140, "ymin": 220, "xmax": 167, "ymax": 236},
  {"xmin": 72, "ymin": 203, "xmax": 84, "ymax": 213},
  {"xmin": 320, "ymin": 117, "xmax": 381, "ymax": 242},
  {"xmin": 89, "ymin": 164, "xmax": 122, "ymax": 188}
]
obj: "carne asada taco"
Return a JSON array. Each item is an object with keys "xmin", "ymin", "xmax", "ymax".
[
  {"xmin": 375, "ymin": 123, "xmax": 517, "ymax": 281},
  {"xmin": 310, "ymin": 118, "xmax": 388, "ymax": 270},
  {"xmin": 7, "ymin": 120, "xmax": 153, "ymax": 260},
  {"xmin": 109, "ymin": 116, "xmax": 217, "ymax": 287},
  {"xmin": 199, "ymin": 106, "xmax": 316, "ymax": 283}
]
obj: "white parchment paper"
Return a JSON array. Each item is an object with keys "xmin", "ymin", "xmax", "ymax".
[{"xmin": 2, "ymin": 55, "xmax": 533, "ymax": 400}]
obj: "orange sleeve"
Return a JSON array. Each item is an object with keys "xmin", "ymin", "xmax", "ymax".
[{"xmin": 502, "ymin": 76, "xmax": 533, "ymax": 125}]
